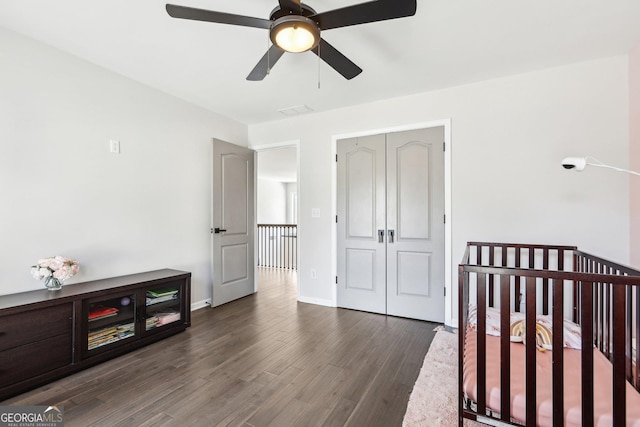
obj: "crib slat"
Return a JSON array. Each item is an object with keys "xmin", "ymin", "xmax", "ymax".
[
  {"xmin": 573, "ymin": 255, "xmax": 581, "ymax": 323},
  {"xmin": 581, "ymin": 281, "xmax": 594, "ymax": 427},
  {"xmin": 542, "ymin": 248, "xmax": 549, "ymax": 315},
  {"xmin": 612, "ymin": 283, "xmax": 626, "ymax": 427},
  {"xmin": 636, "ymin": 284, "xmax": 640, "ymax": 391},
  {"xmin": 604, "ymin": 276, "xmax": 610, "ymax": 357},
  {"xmin": 627, "ymin": 282, "xmax": 633, "ymax": 381},
  {"xmin": 501, "ymin": 245, "xmax": 507, "ymax": 268},
  {"xmin": 515, "ymin": 247, "xmax": 521, "ymax": 313},
  {"xmin": 477, "ymin": 273, "xmax": 487, "ymax": 417},
  {"xmin": 596, "ymin": 264, "xmax": 602, "ymax": 350},
  {"xmin": 488, "ymin": 248, "xmax": 495, "ymax": 308},
  {"xmin": 525, "ymin": 276, "xmax": 537, "ymax": 426},
  {"xmin": 458, "ymin": 267, "xmax": 468, "ymax": 427},
  {"xmin": 499, "ymin": 274, "xmax": 511, "ymax": 422},
  {"xmin": 552, "ymin": 278, "xmax": 564, "ymax": 427}
]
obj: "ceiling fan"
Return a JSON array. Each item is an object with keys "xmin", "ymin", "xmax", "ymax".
[{"xmin": 165, "ymin": 0, "xmax": 417, "ymax": 81}]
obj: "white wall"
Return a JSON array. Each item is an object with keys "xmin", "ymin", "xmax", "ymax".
[
  {"xmin": 249, "ymin": 56, "xmax": 630, "ymax": 326},
  {"xmin": 257, "ymin": 179, "xmax": 286, "ymax": 224},
  {"xmin": 630, "ymin": 43, "xmax": 640, "ymax": 269},
  {"xmin": 285, "ymin": 183, "xmax": 298, "ymax": 224},
  {"xmin": 0, "ymin": 27, "xmax": 248, "ymax": 305}
]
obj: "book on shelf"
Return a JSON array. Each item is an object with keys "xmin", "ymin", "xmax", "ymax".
[
  {"xmin": 146, "ymin": 316, "xmax": 159, "ymax": 330},
  {"xmin": 146, "ymin": 311, "xmax": 180, "ymax": 329},
  {"xmin": 88, "ymin": 306, "xmax": 119, "ymax": 321},
  {"xmin": 88, "ymin": 326, "xmax": 118, "ymax": 349},
  {"xmin": 147, "ymin": 288, "xmax": 178, "ymax": 298},
  {"xmin": 117, "ymin": 323, "xmax": 135, "ymax": 339},
  {"xmin": 146, "ymin": 293, "xmax": 178, "ymax": 305},
  {"xmin": 88, "ymin": 322, "xmax": 135, "ymax": 350},
  {"xmin": 156, "ymin": 311, "xmax": 181, "ymax": 326}
]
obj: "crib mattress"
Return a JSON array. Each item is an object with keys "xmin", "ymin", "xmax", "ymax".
[{"xmin": 463, "ymin": 331, "xmax": 640, "ymax": 427}]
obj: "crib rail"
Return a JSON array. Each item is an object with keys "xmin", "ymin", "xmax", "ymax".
[{"xmin": 459, "ymin": 242, "xmax": 640, "ymax": 427}]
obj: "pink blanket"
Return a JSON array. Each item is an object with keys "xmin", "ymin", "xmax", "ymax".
[{"xmin": 463, "ymin": 331, "xmax": 640, "ymax": 426}]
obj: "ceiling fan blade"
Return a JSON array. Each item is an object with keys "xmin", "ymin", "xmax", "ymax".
[
  {"xmin": 166, "ymin": 4, "xmax": 271, "ymax": 29},
  {"xmin": 311, "ymin": 0, "xmax": 416, "ymax": 31},
  {"xmin": 247, "ymin": 45, "xmax": 286, "ymax": 81},
  {"xmin": 278, "ymin": 0, "xmax": 301, "ymax": 13},
  {"xmin": 312, "ymin": 38, "xmax": 362, "ymax": 80}
]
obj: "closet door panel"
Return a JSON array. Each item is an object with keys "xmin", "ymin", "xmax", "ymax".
[
  {"xmin": 392, "ymin": 141, "xmax": 431, "ymax": 240},
  {"xmin": 396, "ymin": 250, "xmax": 431, "ymax": 297},
  {"xmin": 337, "ymin": 135, "xmax": 386, "ymax": 314},
  {"xmin": 386, "ymin": 128, "xmax": 445, "ymax": 322},
  {"xmin": 346, "ymin": 148, "xmax": 377, "ymax": 239}
]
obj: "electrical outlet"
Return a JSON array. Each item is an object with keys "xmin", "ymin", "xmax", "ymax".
[{"xmin": 311, "ymin": 269, "xmax": 317, "ymax": 279}]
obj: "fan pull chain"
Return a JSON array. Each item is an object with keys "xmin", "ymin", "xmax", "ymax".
[
  {"xmin": 266, "ymin": 33, "xmax": 271, "ymax": 75},
  {"xmin": 317, "ymin": 42, "xmax": 321, "ymax": 89}
]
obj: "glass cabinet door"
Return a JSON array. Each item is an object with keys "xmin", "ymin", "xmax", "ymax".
[
  {"xmin": 86, "ymin": 293, "xmax": 136, "ymax": 351},
  {"xmin": 145, "ymin": 283, "xmax": 182, "ymax": 332}
]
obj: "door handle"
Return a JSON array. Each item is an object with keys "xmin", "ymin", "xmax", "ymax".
[
  {"xmin": 378, "ymin": 229, "xmax": 384, "ymax": 243},
  {"xmin": 387, "ymin": 229, "xmax": 395, "ymax": 243},
  {"xmin": 214, "ymin": 228, "xmax": 227, "ymax": 234}
]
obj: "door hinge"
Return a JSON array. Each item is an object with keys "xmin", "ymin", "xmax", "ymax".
[
  {"xmin": 336, "ymin": 154, "xmax": 338, "ymax": 162},
  {"xmin": 443, "ymin": 214, "xmax": 446, "ymax": 224},
  {"xmin": 336, "ymin": 215, "xmax": 338, "ymax": 223},
  {"xmin": 443, "ymin": 141, "xmax": 445, "ymax": 152},
  {"xmin": 444, "ymin": 287, "xmax": 446, "ymax": 297},
  {"xmin": 335, "ymin": 276, "xmax": 338, "ymax": 284}
]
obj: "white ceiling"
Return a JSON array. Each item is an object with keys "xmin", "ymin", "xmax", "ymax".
[{"xmin": 1, "ymin": 1, "xmax": 640, "ymax": 125}]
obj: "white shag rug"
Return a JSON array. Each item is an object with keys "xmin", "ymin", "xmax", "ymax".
[{"xmin": 403, "ymin": 330, "xmax": 482, "ymax": 427}]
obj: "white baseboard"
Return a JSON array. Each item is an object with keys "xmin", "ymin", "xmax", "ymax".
[
  {"xmin": 297, "ymin": 295, "xmax": 336, "ymax": 307},
  {"xmin": 446, "ymin": 315, "xmax": 458, "ymax": 329},
  {"xmin": 193, "ymin": 296, "xmax": 335, "ymax": 310},
  {"xmin": 191, "ymin": 298, "xmax": 211, "ymax": 311}
]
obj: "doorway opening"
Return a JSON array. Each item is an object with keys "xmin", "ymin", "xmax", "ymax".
[{"xmin": 254, "ymin": 143, "xmax": 300, "ymax": 297}]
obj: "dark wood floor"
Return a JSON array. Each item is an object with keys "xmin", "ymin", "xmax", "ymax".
[{"xmin": 3, "ymin": 268, "xmax": 438, "ymax": 426}]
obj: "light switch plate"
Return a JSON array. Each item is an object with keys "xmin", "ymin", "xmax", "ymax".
[
  {"xmin": 109, "ymin": 140, "xmax": 120, "ymax": 154},
  {"xmin": 311, "ymin": 208, "xmax": 320, "ymax": 218}
]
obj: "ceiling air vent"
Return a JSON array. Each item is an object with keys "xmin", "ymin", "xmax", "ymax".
[{"xmin": 277, "ymin": 105, "xmax": 314, "ymax": 116}]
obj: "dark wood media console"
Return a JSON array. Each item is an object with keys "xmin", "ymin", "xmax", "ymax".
[{"xmin": 0, "ymin": 269, "xmax": 191, "ymax": 401}]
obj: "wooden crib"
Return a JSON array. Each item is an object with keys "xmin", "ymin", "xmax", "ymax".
[{"xmin": 458, "ymin": 242, "xmax": 640, "ymax": 427}]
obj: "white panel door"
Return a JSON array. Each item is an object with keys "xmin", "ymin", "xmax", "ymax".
[
  {"xmin": 212, "ymin": 139, "xmax": 255, "ymax": 307},
  {"xmin": 336, "ymin": 127, "xmax": 445, "ymax": 322},
  {"xmin": 337, "ymin": 134, "xmax": 386, "ymax": 314},
  {"xmin": 386, "ymin": 128, "xmax": 445, "ymax": 321}
]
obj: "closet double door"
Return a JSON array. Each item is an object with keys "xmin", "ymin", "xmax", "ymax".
[{"xmin": 337, "ymin": 127, "xmax": 445, "ymax": 322}]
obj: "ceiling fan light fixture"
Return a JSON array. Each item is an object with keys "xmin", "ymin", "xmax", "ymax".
[{"xmin": 271, "ymin": 16, "xmax": 319, "ymax": 53}]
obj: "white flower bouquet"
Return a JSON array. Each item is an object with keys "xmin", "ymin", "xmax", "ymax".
[{"xmin": 31, "ymin": 256, "xmax": 80, "ymax": 290}]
